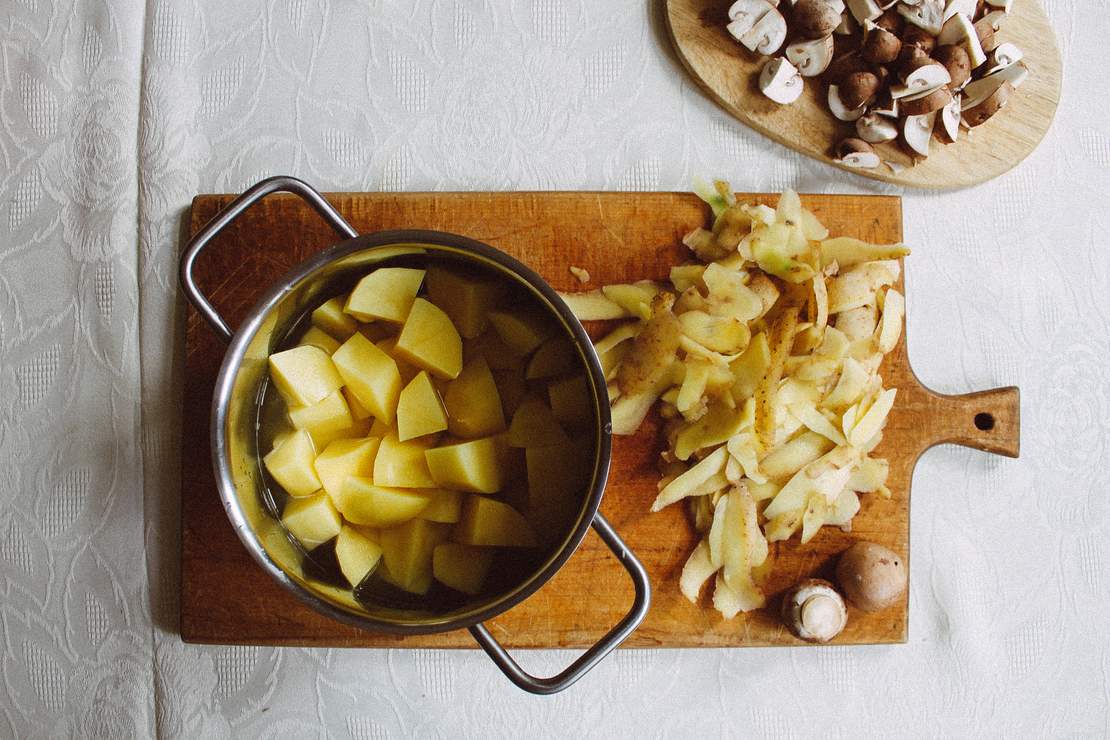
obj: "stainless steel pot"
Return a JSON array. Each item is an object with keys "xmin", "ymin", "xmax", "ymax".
[{"xmin": 179, "ymin": 176, "xmax": 651, "ymax": 694}]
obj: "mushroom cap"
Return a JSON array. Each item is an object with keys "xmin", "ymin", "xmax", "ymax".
[
  {"xmin": 823, "ymin": 50, "xmax": 871, "ymax": 85},
  {"xmin": 835, "ymin": 541, "xmax": 908, "ymax": 612},
  {"xmin": 828, "ymin": 84, "xmax": 868, "ymax": 121},
  {"xmin": 781, "ymin": 578, "xmax": 848, "ymax": 642},
  {"xmin": 792, "ymin": 0, "xmax": 843, "ymax": 39},
  {"xmin": 933, "ymin": 44, "xmax": 972, "ymax": 88},
  {"xmin": 875, "ymin": 8, "xmax": 904, "ymax": 34},
  {"xmin": 897, "ymin": 46, "xmax": 933, "ymax": 79},
  {"xmin": 900, "ymin": 84, "xmax": 952, "ymax": 115},
  {"xmin": 840, "ymin": 70, "xmax": 880, "ymax": 109},
  {"xmin": 901, "ymin": 24, "xmax": 936, "ymax": 54},
  {"xmin": 862, "ymin": 23, "xmax": 902, "ymax": 63},
  {"xmin": 963, "ymin": 80, "xmax": 1013, "ymax": 126}
]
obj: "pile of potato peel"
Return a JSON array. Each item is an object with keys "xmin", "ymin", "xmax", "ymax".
[{"xmin": 560, "ymin": 182, "xmax": 909, "ymax": 617}]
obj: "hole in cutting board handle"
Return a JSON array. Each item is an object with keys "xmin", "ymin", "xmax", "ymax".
[{"xmin": 974, "ymin": 412, "xmax": 995, "ymax": 431}]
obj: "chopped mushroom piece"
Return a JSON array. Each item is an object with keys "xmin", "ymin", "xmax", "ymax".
[
  {"xmin": 898, "ymin": 0, "xmax": 944, "ymax": 35},
  {"xmin": 828, "ymin": 85, "xmax": 867, "ymax": 121},
  {"xmin": 759, "ymin": 57, "xmax": 805, "ymax": 103},
  {"xmin": 740, "ymin": 7, "xmax": 788, "ymax": 54},
  {"xmin": 782, "ymin": 578, "xmax": 848, "ymax": 642},
  {"xmin": 791, "ymin": 0, "xmax": 842, "ymax": 38},
  {"xmin": 835, "ymin": 138, "xmax": 881, "ymax": 168},
  {"xmin": 937, "ymin": 94, "xmax": 962, "ymax": 142},
  {"xmin": 785, "ymin": 35, "xmax": 836, "ymax": 77},
  {"xmin": 856, "ymin": 113, "xmax": 898, "ymax": 143},
  {"xmin": 962, "ymin": 80, "xmax": 1012, "ymax": 126},
  {"xmin": 902, "ymin": 111, "xmax": 937, "ymax": 157}
]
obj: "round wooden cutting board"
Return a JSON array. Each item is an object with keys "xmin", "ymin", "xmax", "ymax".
[{"xmin": 665, "ymin": 0, "xmax": 1062, "ymax": 189}]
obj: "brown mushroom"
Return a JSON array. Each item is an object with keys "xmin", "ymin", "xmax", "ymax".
[
  {"xmin": 840, "ymin": 70, "xmax": 880, "ymax": 109},
  {"xmin": 874, "ymin": 8, "xmax": 904, "ymax": 35},
  {"xmin": 933, "ymin": 44, "xmax": 971, "ymax": 88},
  {"xmin": 781, "ymin": 579, "xmax": 848, "ymax": 642},
  {"xmin": 862, "ymin": 23, "xmax": 902, "ymax": 64},
  {"xmin": 897, "ymin": 45, "xmax": 932, "ymax": 79},
  {"xmin": 901, "ymin": 24, "xmax": 936, "ymax": 54},
  {"xmin": 792, "ymin": 0, "xmax": 842, "ymax": 39},
  {"xmin": 824, "ymin": 50, "xmax": 871, "ymax": 84},
  {"xmin": 973, "ymin": 15, "xmax": 998, "ymax": 52},
  {"xmin": 963, "ymin": 80, "xmax": 1013, "ymax": 126},
  {"xmin": 835, "ymin": 137, "xmax": 881, "ymax": 168},
  {"xmin": 835, "ymin": 542, "xmax": 907, "ymax": 612},
  {"xmin": 899, "ymin": 85, "xmax": 952, "ymax": 115}
]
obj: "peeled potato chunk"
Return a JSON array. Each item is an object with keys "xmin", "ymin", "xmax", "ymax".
[
  {"xmin": 508, "ymin": 397, "xmax": 569, "ymax": 448},
  {"xmin": 379, "ymin": 518, "xmax": 450, "ymax": 594},
  {"xmin": 335, "ymin": 525, "xmax": 383, "ymax": 587},
  {"xmin": 373, "ymin": 431, "xmax": 437, "ymax": 489},
  {"xmin": 311, "ymin": 295, "xmax": 358, "ymax": 339},
  {"xmin": 526, "ymin": 337, "xmax": 578, "ymax": 379},
  {"xmin": 288, "ymin": 390, "xmax": 355, "ymax": 449},
  {"xmin": 332, "ymin": 477, "xmax": 431, "ymax": 527},
  {"xmin": 547, "ymin": 375, "xmax": 592, "ymax": 429},
  {"xmin": 443, "ymin": 358, "xmax": 505, "ymax": 438},
  {"xmin": 313, "ymin": 437, "xmax": 380, "ymax": 499},
  {"xmin": 394, "ymin": 298, "xmax": 463, "ymax": 380},
  {"xmin": 425, "ymin": 437, "xmax": 503, "ymax": 493},
  {"xmin": 332, "ymin": 332, "xmax": 402, "ymax": 424},
  {"xmin": 345, "ymin": 267, "xmax": 425, "ymax": 323},
  {"xmin": 264, "ymin": 430, "xmax": 321, "ymax": 498},
  {"xmin": 453, "ymin": 496, "xmax": 537, "ymax": 548},
  {"xmin": 282, "ymin": 491, "xmax": 342, "ymax": 549},
  {"xmin": 417, "ymin": 489, "xmax": 464, "ymax": 523},
  {"xmin": 298, "ymin": 326, "xmax": 341, "ymax": 354},
  {"xmin": 426, "ymin": 266, "xmax": 502, "ymax": 339},
  {"xmin": 269, "ymin": 345, "xmax": 343, "ymax": 407},
  {"xmin": 396, "ymin": 371, "xmax": 449, "ymax": 441},
  {"xmin": 487, "ymin": 311, "xmax": 551, "ymax": 355},
  {"xmin": 433, "ymin": 543, "xmax": 493, "ymax": 595}
]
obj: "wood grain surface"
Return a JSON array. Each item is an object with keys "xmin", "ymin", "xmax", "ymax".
[
  {"xmin": 181, "ymin": 190, "xmax": 1019, "ymax": 648},
  {"xmin": 665, "ymin": 0, "xmax": 1062, "ymax": 189}
]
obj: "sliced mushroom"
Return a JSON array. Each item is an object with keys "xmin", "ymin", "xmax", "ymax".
[
  {"xmin": 856, "ymin": 112, "xmax": 898, "ymax": 142},
  {"xmin": 740, "ymin": 7, "xmax": 788, "ymax": 54},
  {"xmin": 937, "ymin": 12, "xmax": 987, "ymax": 67},
  {"xmin": 898, "ymin": 0, "xmax": 944, "ymax": 35},
  {"xmin": 963, "ymin": 80, "xmax": 1012, "ymax": 126},
  {"xmin": 871, "ymin": 92, "xmax": 898, "ymax": 117},
  {"xmin": 984, "ymin": 0, "xmax": 1011, "ymax": 10},
  {"xmin": 824, "ymin": 50, "xmax": 870, "ymax": 84},
  {"xmin": 983, "ymin": 42, "xmax": 1022, "ymax": 75},
  {"xmin": 943, "ymin": 0, "xmax": 977, "ymax": 20},
  {"xmin": 782, "ymin": 579, "xmax": 848, "ymax": 642},
  {"xmin": 759, "ymin": 57, "xmax": 805, "ymax": 103},
  {"xmin": 991, "ymin": 60, "xmax": 1029, "ymax": 88},
  {"xmin": 979, "ymin": 8, "xmax": 1007, "ymax": 31},
  {"xmin": 960, "ymin": 69, "xmax": 1009, "ymax": 107},
  {"xmin": 836, "ymin": 137, "xmax": 881, "ymax": 168},
  {"xmin": 785, "ymin": 35, "xmax": 836, "ymax": 76},
  {"xmin": 902, "ymin": 110, "xmax": 937, "ymax": 157},
  {"xmin": 828, "ymin": 84, "xmax": 868, "ymax": 120},
  {"xmin": 899, "ymin": 84, "xmax": 952, "ymax": 115},
  {"xmin": 862, "ymin": 20, "xmax": 902, "ymax": 63},
  {"xmin": 900, "ymin": 25, "xmax": 936, "ymax": 55},
  {"xmin": 875, "ymin": 7, "xmax": 903, "ymax": 34},
  {"xmin": 845, "ymin": 0, "xmax": 882, "ymax": 24},
  {"xmin": 792, "ymin": 0, "xmax": 843, "ymax": 38},
  {"xmin": 840, "ymin": 70, "xmax": 881, "ymax": 108},
  {"xmin": 937, "ymin": 94, "xmax": 962, "ymax": 142},
  {"xmin": 728, "ymin": 0, "xmax": 774, "ymax": 23},
  {"xmin": 973, "ymin": 14, "xmax": 998, "ymax": 52},
  {"xmin": 933, "ymin": 44, "xmax": 971, "ymax": 89},
  {"xmin": 902, "ymin": 62, "xmax": 951, "ymax": 91}
]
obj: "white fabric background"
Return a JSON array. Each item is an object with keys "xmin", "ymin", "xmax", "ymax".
[{"xmin": 1, "ymin": 0, "xmax": 1107, "ymax": 737}]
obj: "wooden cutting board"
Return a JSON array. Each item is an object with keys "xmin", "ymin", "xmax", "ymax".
[
  {"xmin": 665, "ymin": 0, "xmax": 1062, "ymax": 189},
  {"xmin": 180, "ymin": 191, "xmax": 1019, "ymax": 648}
]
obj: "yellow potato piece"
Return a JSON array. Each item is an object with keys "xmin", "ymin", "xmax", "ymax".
[
  {"xmin": 281, "ymin": 491, "xmax": 341, "ymax": 549},
  {"xmin": 487, "ymin": 311, "xmax": 551, "ymax": 355},
  {"xmin": 426, "ymin": 266, "xmax": 502, "ymax": 339},
  {"xmin": 269, "ymin": 345, "xmax": 343, "ymax": 407},
  {"xmin": 464, "ymin": 329, "xmax": 527, "ymax": 371},
  {"xmin": 394, "ymin": 298, "xmax": 463, "ymax": 380},
  {"xmin": 417, "ymin": 489, "xmax": 464, "ymax": 523},
  {"xmin": 375, "ymin": 336, "xmax": 420, "ymax": 387},
  {"xmin": 298, "ymin": 326, "xmax": 341, "ymax": 354},
  {"xmin": 373, "ymin": 431, "xmax": 437, "ymax": 489},
  {"xmin": 332, "ymin": 477, "xmax": 432, "ymax": 527},
  {"xmin": 433, "ymin": 543, "xmax": 493, "ymax": 595},
  {"xmin": 379, "ymin": 518, "xmax": 450, "ymax": 594},
  {"xmin": 508, "ymin": 397, "xmax": 569, "ymax": 448},
  {"xmin": 345, "ymin": 267, "xmax": 426, "ymax": 323},
  {"xmin": 332, "ymin": 332, "xmax": 402, "ymax": 424},
  {"xmin": 311, "ymin": 295, "xmax": 358, "ymax": 339},
  {"xmin": 547, "ymin": 375, "xmax": 592, "ymax": 429},
  {"xmin": 288, "ymin": 390, "xmax": 355, "ymax": 449},
  {"xmin": 335, "ymin": 525, "xmax": 383, "ymax": 587},
  {"xmin": 396, "ymin": 371, "xmax": 448, "ymax": 441},
  {"xmin": 425, "ymin": 437, "xmax": 503, "ymax": 493},
  {"xmin": 443, "ymin": 358, "xmax": 505, "ymax": 438},
  {"xmin": 526, "ymin": 337, "xmax": 578, "ymax": 379},
  {"xmin": 313, "ymin": 437, "xmax": 380, "ymax": 499},
  {"xmin": 263, "ymin": 429, "xmax": 322, "ymax": 498},
  {"xmin": 452, "ymin": 496, "xmax": 537, "ymax": 548},
  {"xmin": 343, "ymin": 387, "xmax": 373, "ymax": 421}
]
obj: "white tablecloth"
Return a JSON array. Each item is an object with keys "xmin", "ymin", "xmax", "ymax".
[{"xmin": 1, "ymin": 0, "xmax": 1106, "ymax": 736}]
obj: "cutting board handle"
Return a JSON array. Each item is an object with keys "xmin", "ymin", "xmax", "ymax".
[{"xmin": 919, "ymin": 385, "xmax": 1020, "ymax": 458}]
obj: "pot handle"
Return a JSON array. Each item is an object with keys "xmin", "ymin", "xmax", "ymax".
[
  {"xmin": 180, "ymin": 175, "xmax": 358, "ymax": 343},
  {"xmin": 468, "ymin": 513, "xmax": 651, "ymax": 695}
]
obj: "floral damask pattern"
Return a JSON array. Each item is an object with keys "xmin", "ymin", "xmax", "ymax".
[{"xmin": 0, "ymin": 0, "xmax": 1107, "ymax": 737}]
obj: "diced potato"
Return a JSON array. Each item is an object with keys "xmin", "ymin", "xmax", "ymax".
[
  {"xmin": 487, "ymin": 311, "xmax": 551, "ymax": 355},
  {"xmin": 373, "ymin": 431, "xmax": 437, "ymax": 488},
  {"xmin": 394, "ymin": 298, "xmax": 463, "ymax": 380},
  {"xmin": 375, "ymin": 337, "xmax": 420, "ymax": 386},
  {"xmin": 396, "ymin": 371, "xmax": 448, "ymax": 441},
  {"xmin": 508, "ymin": 397, "xmax": 569, "ymax": 448},
  {"xmin": 417, "ymin": 489, "xmax": 464, "ymax": 523},
  {"xmin": 433, "ymin": 543, "xmax": 493, "ymax": 595},
  {"xmin": 453, "ymin": 496, "xmax": 537, "ymax": 548},
  {"xmin": 313, "ymin": 437, "xmax": 380, "ymax": 499},
  {"xmin": 281, "ymin": 491, "xmax": 341, "ymax": 549},
  {"xmin": 425, "ymin": 266, "xmax": 502, "ymax": 339},
  {"xmin": 369, "ymin": 418, "xmax": 391, "ymax": 437},
  {"xmin": 443, "ymin": 358, "xmax": 506, "ymax": 438},
  {"xmin": 311, "ymin": 295, "xmax": 358, "ymax": 339},
  {"xmin": 269, "ymin": 345, "xmax": 343, "ymax": 407},
  {"xmin": 298, "ymin": 326, "xmax": 341, "ymax": 354},
  {"xmin": 357, "ymin": 322, "xmax": 394, "ymax": 343},
  {"xmin": 425, "ymin": 437, "xmax": 502, "ymax": 493},
  {"xmin": 343, "ymin": 387, "xmax": 373, "ymax": 421},
  {"xmin": 264, "ymin": 429, "xmax": 322, "ymax": 497},
  {"xmin": 465, "ymin": 329, "xmax": 527, "ymax": 371},
  {"xmin": 492, "ymin": 368, "xmax": 527, "ymax": 417},
  {"xmin": 526, "ymin": 337, "xmax": 578, "ymax": 379},
  {"xmin": 345, "ymin": 267, "xmax": 426, "ymax": 323},
  {"xmin": 332, "ymin": 477, "xmax": 431, "ymax": 527},
  {"xmin": 332, "ymin": 332, "xmax": 402, "ymax": 424},
  {"xmin": 378, "ymin": 518, "xmax": 449, "ymax": 594},
  {"xmin": 335, "ymin": 525, "xmax": 383, "ymax": 587},
  {"xmin": 547, "ymin": 376, "xmax": 592, "ymax": 429},
  {"xmin": 288, "ymin": 390, "xmax": 355, "ymax": 449}
]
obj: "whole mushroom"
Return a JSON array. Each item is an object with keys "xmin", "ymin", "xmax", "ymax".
[
  {"xmin": 835, "ymin": 542, "xmax": 908, "ymax": 612},
  {"xmin": 782, "ymin": 579, "xmax": 849, "ymax": 643}
]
